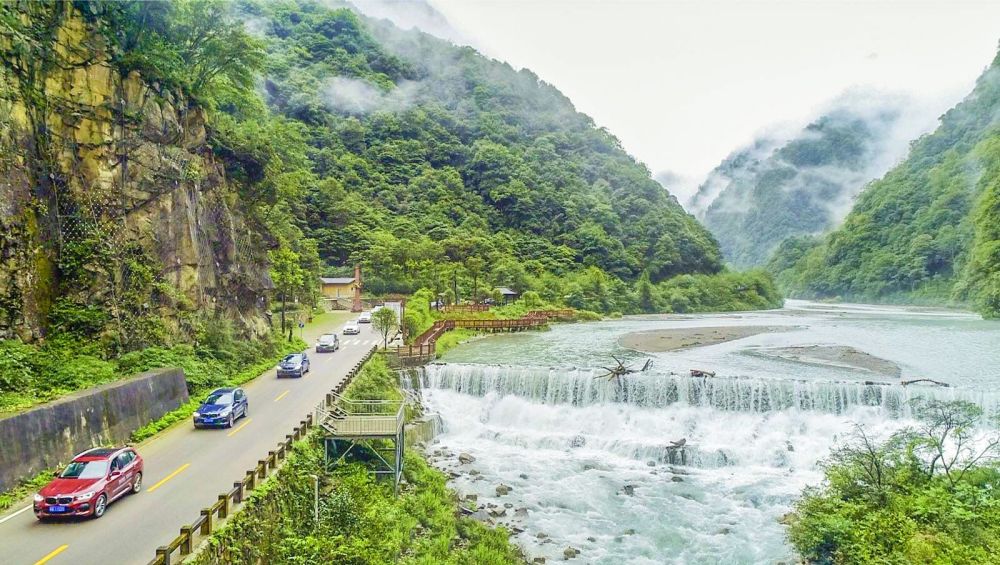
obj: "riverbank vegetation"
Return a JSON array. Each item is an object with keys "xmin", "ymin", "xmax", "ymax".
[{"xmin": 788, "ymin": 399, "xmax": 1000, "ymax": 563}]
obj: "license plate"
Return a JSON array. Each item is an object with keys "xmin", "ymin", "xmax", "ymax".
[{"xmin": 48, "ymin": 505, "xmax": 68, "ymax": 513}]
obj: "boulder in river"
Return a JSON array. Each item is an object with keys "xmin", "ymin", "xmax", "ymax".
[
  {"xmin": 458, "ymin": 453, "xmax": 476, "ymax": 464},
  {"xmin": 563, "ymin": 547, "xmax": 580, "ymax": 560},
  {"xmin": 621, "ymin": 484, "xmax": 636, "ymax": 496},
  {"xmin": 496, "ymin": 484, "xmax": 513, "ymax": 496}
]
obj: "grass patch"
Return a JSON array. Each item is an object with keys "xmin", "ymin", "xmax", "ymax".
[{"xmin": 0, "ymin": 470, "xmax": 53, "ymax": 514}]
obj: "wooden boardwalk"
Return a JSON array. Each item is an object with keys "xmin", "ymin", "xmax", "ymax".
[{"xmin": 389, "ymin": 309, "xmax": 575, "ymax": 366}]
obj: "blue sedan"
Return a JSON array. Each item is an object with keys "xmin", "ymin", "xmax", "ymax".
[{"xmin": 193, "ymin": 387, "xmax": 248, "ymax": 428}]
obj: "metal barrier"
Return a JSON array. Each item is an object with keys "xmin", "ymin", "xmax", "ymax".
[{"xmin": 146, "ymin": 346, "xmax": 378, "ymax": 565}]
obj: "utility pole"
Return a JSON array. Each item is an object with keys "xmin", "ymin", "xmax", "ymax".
[{"xmin": 309, "ymin": 474, "xmax": 319, "ymax": 529}]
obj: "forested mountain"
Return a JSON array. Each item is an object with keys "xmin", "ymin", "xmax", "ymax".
[
  {"xmin": 769, "ymin": 46, "xmax": 1000, "ymax": 317},
  {"xmin": 690, "ymin": 94, "xmax": 930, "ymax": 267},
  {"xmin": 0, "ymin": 0, "xmax": 777, "ymax": 360},
  {"xmin": 240, "ymin": 0, "xmax": 724, "ymax": 305}
]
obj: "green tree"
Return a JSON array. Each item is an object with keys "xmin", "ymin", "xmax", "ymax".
[
  {"xmin": 269, "ymin": 248, "xmax": 305, "ymax": 336},
  {"xmin": 371, "ymin": 307, "xmax": 397, "ymax": 349}
]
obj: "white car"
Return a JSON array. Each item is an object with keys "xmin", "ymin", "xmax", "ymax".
[
  {"xmin": 343, "ymin": 321, "xmax": 361, "ymax": 335},
  {"xmin": 358, "ymin": 311, "xmax": 372, "ymax": 323}
]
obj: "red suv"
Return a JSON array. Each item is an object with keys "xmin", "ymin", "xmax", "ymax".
[{"xmin": 34, "ymin": 446, "xmax": 143, "ymax": 520}]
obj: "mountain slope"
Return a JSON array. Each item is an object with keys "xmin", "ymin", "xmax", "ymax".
[
  {"xmin": 241, "ymin": 0, "xmax": 723, "ymax": 297},
  {"xmin": 769, "ymin": 47, "xmax": 1000, "ymax": 316},
  {"xmin": 692, "ymin": 94, "xmax": 932, "ymax": 267},
  {"xmin": 0, "ymin": 1, "xmax": 272, "ymax": 346}
]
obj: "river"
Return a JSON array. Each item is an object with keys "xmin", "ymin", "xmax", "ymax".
[{"xmin": 413, "ymin": 300, "xmax": 1000, "ymax": 564}]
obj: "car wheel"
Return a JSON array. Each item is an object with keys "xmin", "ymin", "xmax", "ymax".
[
  {"xmin": 243, "ymin": 404, "xmax": 249, "ymax": 418},
  {"xmin": 130, "ymin": 472, "xmax": 142, "ymax": 494},
  {"xmin": 227, "ymin": 414, "xmax": 235, "ymax": 428},
  {"xmin": 93, "ymin": 494, "xmax": 107, "ymax": 518}
]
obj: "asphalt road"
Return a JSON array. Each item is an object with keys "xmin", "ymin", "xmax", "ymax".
[{"xmin": 0, "ymin": 315, "xmax": 380, "ymax": 565}]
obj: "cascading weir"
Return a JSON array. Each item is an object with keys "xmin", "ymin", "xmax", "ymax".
[{"xmin": 420, "ymin": 363, "xmax": 997, "ymax": 417}]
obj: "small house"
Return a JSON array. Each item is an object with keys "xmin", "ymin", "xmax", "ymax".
[{"xmin": 320, "ymin": 277, "xmax": 358, "ymax": 299}]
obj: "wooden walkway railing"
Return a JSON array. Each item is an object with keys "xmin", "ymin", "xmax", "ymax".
[
  {"xmin": 441, "ymin": 304, "xmax": 490, "ymax": 313},
  {"xmin": 392, "ymin": 310, "xmax": 574, "ymax": 366}
]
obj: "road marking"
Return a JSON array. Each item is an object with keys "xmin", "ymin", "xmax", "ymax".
[
  {"xmin": 274, "ymin": 390, "xmax": 289, "ymax": 402},
  {"xmin": 147, "ymin": 463, "xmax": 190, "ymax": 492},
  {"xmin": 0, "ymin": 504, "xmax": 31, "ymax": 525},
  {"xmin": 33, "ymin": 544, "xmax": 68, "ymax": 565},
  {"xmin": 227, "ymin": 418, "xmax": 252, "ymax": 437}
]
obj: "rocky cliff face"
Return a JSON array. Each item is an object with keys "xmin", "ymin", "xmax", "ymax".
[{"xmin": 0, "ymin": 3, "xmax": 270, "ymax": 344}]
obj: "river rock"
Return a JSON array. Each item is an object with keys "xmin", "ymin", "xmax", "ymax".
[
  {"xmin": 532, "ymin": 558, "xmax": 546, "ymax": 564},
  {"xmin": 621, "ymin": 484, "xmax": 636, "ymax": 496},
  {"xmin": 646, "ymin": 460, "xmax": 657, "ymax": 467},
  {"xmin": 464, "ymin": 494, "xmax": 478, "ymax": 503},
  {"xmin": 536, "ymin": 532, "xmax": 549, "ymax": 540},
  {"xmin": 716, "ymin": 527, "xmax": 732, "ymax": 535},
  {"xmin": 515, "ymin": 507, "xmax": 529, "ymax": 517},
  {"xmin": 587, "ymin": 536, "xmax": 596, "ymax": 542},
  {"xmin": 470, "ymin": 470, "xmax": 481, "ymax": 476},
  {"xmin": 519, "ymin": 473, "xmax": 529, "ymax": 479},
  {"xmin": 563, "ymin": 546, "xmax": 580, "ymax": 560},
  {"xmin": 458, "ymin": 453, "xmax": 476, "ymax": 464},
  {"xmin": 623, "ymin": 529, "xmax": 636, "ymax": 536},
  {"xmin": 671, "ymin": 476, "xmax": 684, "ymax": 482},
  {"xmin": 504, "ymin": 502, "xmax": 513, "ymax": 508},
  {"xmin": 570, "ymin": 435, "xmax": 586, "ymax": 448},
  {"xmin": 496, "ymin": 484, "xmax": 513, "ymax": 496}
]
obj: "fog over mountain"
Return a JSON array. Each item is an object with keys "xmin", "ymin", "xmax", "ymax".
[{"xmin": 688, "ymin": 89, "xmax": 943, "ymax": 267}]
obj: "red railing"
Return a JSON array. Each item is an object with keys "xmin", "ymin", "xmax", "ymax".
[{"xmin": 441, "ymin": 304, "xmax": 490, "ymax": 313}]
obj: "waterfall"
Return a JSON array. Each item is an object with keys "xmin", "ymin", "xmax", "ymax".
[{"xmin": 420, "ymin": 363, "xmax": 994, "ymax": 417}]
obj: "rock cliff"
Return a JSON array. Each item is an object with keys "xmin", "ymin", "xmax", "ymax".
[{"xmin": 0, "ymin": 2, "xmax": 271, "ymax": 344}]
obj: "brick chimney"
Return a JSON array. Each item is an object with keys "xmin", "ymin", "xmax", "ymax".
[{"xmin": 351, "ymin": 264, "xmax": 363, "ymax": 312}]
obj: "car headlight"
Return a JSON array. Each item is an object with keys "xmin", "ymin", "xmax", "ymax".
[
  {"xmin": 74, "ymin": 492, "xmax": 94, "ymax": 501},
  {"xmin": 34, "ymin": 493, "xmax": 43, "ymax": 503},
  {"xmin": 193, "ymin": 412, "xmax": 201, "ymax": 418}
]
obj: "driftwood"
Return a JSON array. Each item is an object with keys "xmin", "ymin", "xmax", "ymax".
[
  {"xmin": 690, "ymin": 369, "xmax": 715, "ymax": 378},
  {"xmin": 595, "ymin": 355, "xmax": 653, "ymax": 383},
  {"xmin": 901, "ymin": 378, "xmax": 951, "ymax": 388}
]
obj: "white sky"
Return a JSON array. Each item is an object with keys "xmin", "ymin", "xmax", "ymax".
[{"xmin": 424, "ymin": 0, "xmax": 1000, "ymax": 196}]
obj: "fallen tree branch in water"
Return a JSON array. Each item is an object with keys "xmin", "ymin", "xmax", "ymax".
[{"xmin": 901, "ymin": 378, "xmax": 951, "ymax": 387}]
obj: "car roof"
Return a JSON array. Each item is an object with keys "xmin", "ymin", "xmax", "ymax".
[
  {"xmin": 210, "ymin": 387, "xmax": 236, "ymax": 394},
  {"xmin": 74, "ymin": 447, "xmax": 123, "ymax": 461}
]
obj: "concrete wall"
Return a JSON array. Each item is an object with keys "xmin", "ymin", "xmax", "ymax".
[{"xmin": 0, "ymin": 368, "xmax": 188, "ymax": 491}]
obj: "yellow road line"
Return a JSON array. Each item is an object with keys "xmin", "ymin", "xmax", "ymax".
[
  {"xmin": 274, "ymin": 390, "xmax": 290, "ymax": 402},
  {"xmin": 33, "ymin": 544, "xmax": 68, "ymax": 565},
  {"xmin": 147, "ymin": 463, "xmax": 190, "ymax": 493},
  {"xmin": 227, "ymin": 418, "xmax": 253, "ymax": 437}
]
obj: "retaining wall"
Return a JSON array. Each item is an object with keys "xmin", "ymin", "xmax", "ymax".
[{"xmin": 0, "ymin": 368, "xmax": 188, "ymax": 491}]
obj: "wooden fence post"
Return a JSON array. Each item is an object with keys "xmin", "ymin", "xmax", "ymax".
[
  {"xmin": 156, "ymin": 547, "xmax": 171, "ymax": 565},
  {"xmin": 180, "ymin": 526, "xmax": 194, "ymax": 554},
  {"xmin": 218, "ymin": 494, "xmax": 229, "ymax": 519},
  {"xmin": 200, "ymin": 509, "xmax": 212, "ymax": 535}
]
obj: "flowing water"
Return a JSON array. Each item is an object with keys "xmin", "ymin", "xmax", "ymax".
[{"xmin": 413, "ymin": 300, "xmax": 1000, "ymax": 564}]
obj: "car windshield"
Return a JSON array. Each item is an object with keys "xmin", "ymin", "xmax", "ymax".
[
  {"xmin": 60, "ymin": 460, "xmax": 109, "ymax": 479},
  {"xmin": 204, "ymin": 392, "xmax": 233, "ymax": 405},
  {"xmin": 319, "ymin": 335, "xmax": 335, "ymax": 342},
  {"xmin": 283, "ymin": 354, "xmax": 302, "ymax": 364}
]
